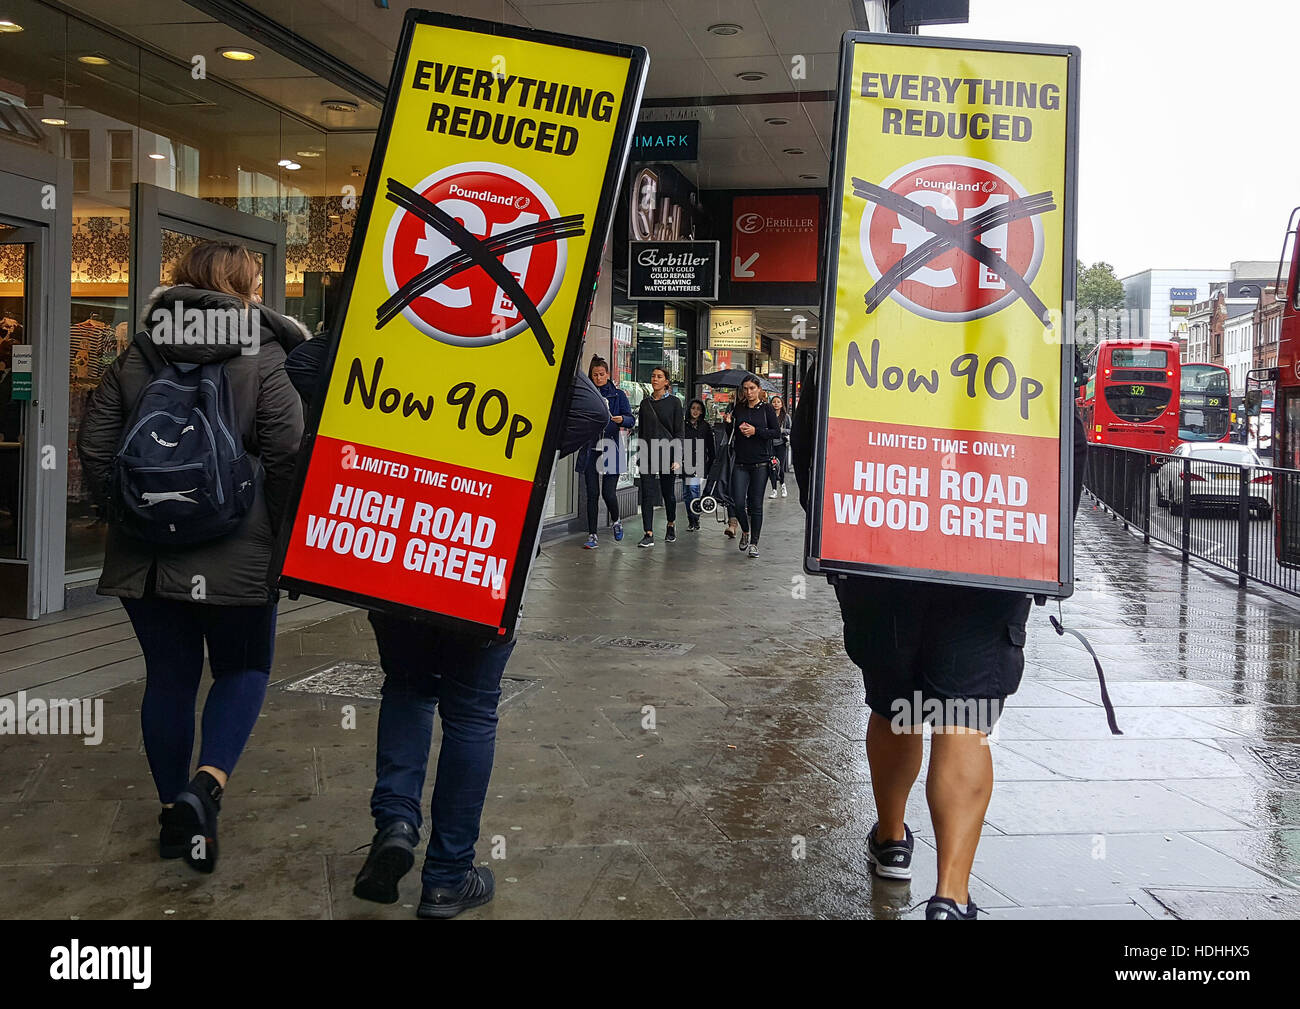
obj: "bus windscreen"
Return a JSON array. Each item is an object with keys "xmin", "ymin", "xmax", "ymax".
[
  {"xmin": 1104, "ymin": 383, "xmax": 1172, "ymax": 422},
  {"xmin": 1179, "ymin": 364, "xmax": 1231, "ymax": 441}
]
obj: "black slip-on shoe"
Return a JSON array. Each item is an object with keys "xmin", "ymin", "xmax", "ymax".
[
  {"xmin": 926, "ymin": 896, "xmax": 980, "ymax": 920},
  {"xmin": 417, "ymin": 865, "xmax": 495, "ymax": 919},
  {"xmin": 173, "ymin": 771, "xmax": 222, "ymax": 874},
  {"xmin": 353, "ymin": 820, "xmax": 419, "ymax": 904},
  {"xmin": 866, "ymin": 822, "xmax": 914, "ymax": 880},
  {"xmin": 158, "ymin": 807, "xmax": 188, "ymax": 860}
]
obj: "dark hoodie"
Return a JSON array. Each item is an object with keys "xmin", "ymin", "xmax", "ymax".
[{"xmin": 77, "ymin": 285, "xmax": 307, "ymax": 605}]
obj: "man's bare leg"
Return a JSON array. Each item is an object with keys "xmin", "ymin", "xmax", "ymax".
[
  {"xmin": 926, "ymin": 726, "xmax": 993, "ymax": 904},
  {"xmin": 865, "ymin": 711, "xmax": 923, "ymax": 840}
]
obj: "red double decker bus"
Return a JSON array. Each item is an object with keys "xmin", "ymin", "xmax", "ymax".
[
  {"xmin": 1179, "ymin": 363, "xmax": 1232, "ymax": 444},
  {"xmin": 1079, "ymin": 339, "xmax": 1181, "ymax": 455}
]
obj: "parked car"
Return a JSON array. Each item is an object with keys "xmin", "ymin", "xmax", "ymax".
[{"xmin": 1156, "ymin": 442, "xmax": 1273, "ymax": 518}]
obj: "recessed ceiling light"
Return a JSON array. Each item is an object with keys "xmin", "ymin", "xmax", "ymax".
[
  {"xmin": 764, "ymin": 117, "xmax": 790, "ymax": 126},
  {"xmin": 40, "ymin": 117, "xmax": 67, "ymax": 126},
  {"xmin": 321, "ymin": 98, "xmax": 359, "ymax": 112},
  {"xmin": 148, "ymin": 152, "xmax": 166, "ymax": 160},
  {"xmin": 277, "ymin": 158, "xmax": 294, "ymax": 167},
  {"xmin": 78, "ymin": 55, "xmax": 111, "ymax": 66},
  {"xmin": 708, "ymin": 23, "xmax": 743, "ymax": 37},
  {"xmin": 0, "ymin": 20, "xmax": 23, "ymax": 33},
  {"xmin": 783, "ymin": 147, "xmax": 806, "ymax": 156},
  {"xmin": 218, "ymin": 47, "xmax": 258, "ymax": 61},
  {"xmin": 736, "ymin": 71, "xmax": 767, "ymax": 83}
]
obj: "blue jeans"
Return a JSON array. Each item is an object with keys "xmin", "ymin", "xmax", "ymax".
[
  {"xmin": 122, "ymin": 595, "xmax": 276, "ymax": 803},
  {"xmin": 367, "ymin": 612, "xmax": 515, "ymax": 888}
]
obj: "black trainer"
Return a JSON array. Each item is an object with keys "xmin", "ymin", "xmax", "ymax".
[
  {"xmin": 353, "ymin": 820, "xmax": 419, "ymax": 904},
  {"xmin": 172, "ymin": 770, "xmax": 222, "ymax": 874},
  {"xmin": 417, "ymin": 865, "xmax": 495, "ymax": 919},
  {"xmin": 637, "ymin": 533, "xmax": 654, "ymax": 548},
  {"xmin": 665, "ymin": 524, "xmax": 676, "ymax": 543},
  {"xmin": 926, "ymin": 895, "xmax": 980, "ymax": 920},
  {"xmin": 866, "ymin": 822, "xmax": 914, "ymax": 880}
]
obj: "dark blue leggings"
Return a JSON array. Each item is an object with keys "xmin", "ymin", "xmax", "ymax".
[{"xmin": 122, "ymin": 595, "xmax": 277, "ymax": 804}]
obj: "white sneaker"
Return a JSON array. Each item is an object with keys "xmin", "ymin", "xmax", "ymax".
[
  {"xmin": 768, "ymin": 488, "xmax": 778, "ymax": 499},
  {"xmin": 780, "ymin": 484, "xmax": 787, "ymax": 498}
]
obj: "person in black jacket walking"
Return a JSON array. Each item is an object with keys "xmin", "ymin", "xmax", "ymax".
[
  {"xmin": 728, "ymin": 374, "xmax": 780, "ymax": 558},
  {"xmin": 768, "ymin": 395, "xmax": 792, "ymax": 499},
  {"xmin": 77, "ymin": 241, "xmax": 306, "ymax": 875},
  {"xmin": 682, "ymin": 398, "xmax": 715, "ymax": 530},
  {"xmin": 636, "ymin": 366, "xmax": 684, "ymax": 548}
]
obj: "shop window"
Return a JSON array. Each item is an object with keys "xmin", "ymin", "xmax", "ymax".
[
  {"xmin": 614, "ymin": 304, "xmax": 688, "ymax": 488},
  {"xmin": 108, "ymin": 130, "xmax": 132, "ymax": 191},
  {"xmin": 67, "ymin": 129, "xmax": 90, "ymax": 193}
]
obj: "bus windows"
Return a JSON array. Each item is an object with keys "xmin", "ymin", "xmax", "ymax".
[
  {"xmin": 1103, "ymin": 383, "xmax": 1172, "ymax": 423},
  {"xmin": 1180, "ymin": 364, "xmax": 1231, "ymax": 442},
  {"xmin": 1111, "ymin": 348, "xmax": 1168, "ymax": 369}
]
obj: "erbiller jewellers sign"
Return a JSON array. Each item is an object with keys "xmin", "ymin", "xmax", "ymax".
[{"xmin": 628, "ymin": 240, "xmax": 720, "ymax": 301}]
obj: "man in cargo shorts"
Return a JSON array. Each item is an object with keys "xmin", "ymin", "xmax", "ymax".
[{"xmin": 792, "ymin": 361, "xmax": 1086, "ymax": 920}]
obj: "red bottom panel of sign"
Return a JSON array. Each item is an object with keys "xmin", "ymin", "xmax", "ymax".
[
  {"xmin": 280, "ymin": 436, "xmax": 533, "ymax": 627},
  {"xmin": 819, "ymin": 417, "xmax": 1060, "ymax": 584}
]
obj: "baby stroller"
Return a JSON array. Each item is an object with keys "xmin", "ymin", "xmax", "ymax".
[{"xmin": 691, "ymin": 420, "xmax": 736, "ymax": 521}]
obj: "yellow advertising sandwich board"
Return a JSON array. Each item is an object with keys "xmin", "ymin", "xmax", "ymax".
[
  {"xmin": 807, "ymin": 33, "xmax": 1079, "ymax": 599},
  {"xmin": 275, "ymin": 10, "xmax": 648, "ymax": 638}
]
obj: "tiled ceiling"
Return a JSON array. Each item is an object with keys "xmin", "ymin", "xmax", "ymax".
[{"xmin": 63, "ymin": 0, "xmax": 858, "ymax": 189}]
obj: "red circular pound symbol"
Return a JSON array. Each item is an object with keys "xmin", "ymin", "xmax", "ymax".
[
  {"xmin": 859, "ymin": 155, "xmax": 1044, "ymax": 323},
  {"xmin": 382, "ymin": 162, "xmax": 566, "ymax": 345}
]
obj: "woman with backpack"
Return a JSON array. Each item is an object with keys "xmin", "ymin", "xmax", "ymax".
[
  {"xmin": 77, "ymin": 241, "xmax": 306, "ymax": 874},
  {"xmin": 636, "ymin": 366, "xmax": 684, "ymax": 548}
]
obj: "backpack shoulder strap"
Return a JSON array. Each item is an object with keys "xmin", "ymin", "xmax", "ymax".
[{"xmin": 131, "ymin": 332, "xmax": 168, "ymax": 375}]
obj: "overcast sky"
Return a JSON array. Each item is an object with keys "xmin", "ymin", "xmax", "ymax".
[{"xmin": 927, "ymin": 1, "xmax": 1299, "ymax": 279}]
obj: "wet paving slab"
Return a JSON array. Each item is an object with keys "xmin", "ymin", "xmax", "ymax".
[{"xmin": 2, "ymin": 502, "xmax": 1298, "ymax": 919}]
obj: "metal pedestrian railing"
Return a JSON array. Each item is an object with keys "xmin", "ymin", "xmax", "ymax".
[{"xmin": 1083, "ymin": 443, "xmax": 1300, "ymax": 597}]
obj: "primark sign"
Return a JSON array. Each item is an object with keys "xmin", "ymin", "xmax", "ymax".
[
  {"xmin": 631, "ymin": 120, "xmax": 699, "ymax": 161},
  {"xmin": 628, "ymin": 240, "xmax": 719, "ymax": 300}
]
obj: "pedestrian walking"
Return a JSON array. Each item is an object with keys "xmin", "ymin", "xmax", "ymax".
[
  {"xmin": 791, "ymin": 359, "xmax": 1089, "ymax": 920},
  {"xmin": 768, "ymin": 395, "xmax": 792, "ymax": 499},
  {"xmin": 578, "ymin": 355, "xmax": 633, "ymax": 549},
  {"xmin": 636, "ymin": 366, "xmax": 684, "ymax": 548},
  {"xmin": 682, "ymin": 397, "xmax": 715, "ymax": 530},
  {"xmin": 282, "ymin": 335, "xmax": 604, "ymax": 919},
  {"xmin": 728, "ymin": 374, "xmax": 780, "ymax": 558},
  {"xmin": 76, "ymin": 241, "xmax": 307, "ymax": 874}
]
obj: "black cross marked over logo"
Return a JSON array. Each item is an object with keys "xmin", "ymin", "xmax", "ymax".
[
  {"xmin": 851, "ymin": 177, "xmax": 1056, "ymax": 327},
  {"xmin": 378, "ymin": 178, "xmax": 586, "ymax": 366}
]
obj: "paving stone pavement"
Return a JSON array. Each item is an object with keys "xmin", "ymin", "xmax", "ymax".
[{"xmin": 2, "ymin": 495, "xmax": 1298, "ymax": 920}]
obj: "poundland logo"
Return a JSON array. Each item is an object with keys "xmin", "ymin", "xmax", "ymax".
[{"xmin": 50, "ymin": 941, "xmax": 151, "ymax": 989}]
